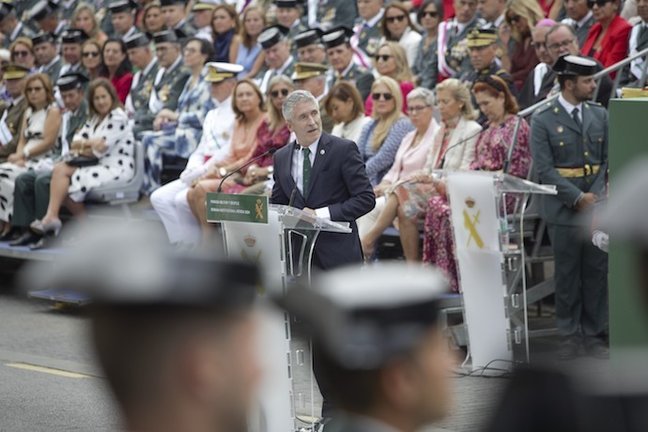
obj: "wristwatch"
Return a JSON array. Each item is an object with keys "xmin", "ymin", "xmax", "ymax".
[{"xmin": 219, "ymin": 167, "xmax": 227, "ymax": 177}]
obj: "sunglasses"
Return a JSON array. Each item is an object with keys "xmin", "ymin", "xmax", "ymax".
[
  {"xmin": 421, "ymin": 10, "xmax": 438, "ymax": 18},
  {"xmin": 26, "ymin": 86, "xmax": 44, "ymax": 93},
  {"xmin": 385, "ymin": 14, "xmax": 406, "ymax": 23},
  {"xmin": 270, "ymin": 88, "xmax": 289, "ymax": 98},
  {"xmin": 13, "ymin": 50, "xmax": 30, "ymax": 58},
  {"xmin": 374, "ymin": 54, "xmax": 392, "ymax": 62},
  {"xmin": 371, "ymin": 92, "xmax": 394, "ymax": 101},
  {"xmin": 82, "ymin": 51, "xmax": 100, "ymax": 58}
]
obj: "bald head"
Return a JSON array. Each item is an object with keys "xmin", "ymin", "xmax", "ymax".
[{"xmin": 532, "ymin": 24, "xmax": 554, "ymax": 64}]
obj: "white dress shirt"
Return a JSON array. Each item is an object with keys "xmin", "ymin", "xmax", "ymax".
[
  {"xmin": 558, "ymin": 94, "xmax": 583, "ymax": 122},
  {"xmin": 290, "ymin": 136, "xmax": 330, "ymax": 218}
]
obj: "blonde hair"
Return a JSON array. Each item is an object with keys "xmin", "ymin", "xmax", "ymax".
[
  {"xmin": 71, "ymin": 2, "xmax": 101, "ymax": 38},
  {"xmin": 376, "ymin": 41, "xmax": 413, "ymax": 83},
  {"xmin": 435, "ymin": 78, "xmax": 477, "ymax": 120},
  {"xmin": 370, "ymin": 76, "xmax": 404, "ymax": 151},
  {"xmin": 266, "ymin": 75, "xmax": 295, "ymax": 131},
  {"xmin": 505, "ymin": 0, "xmax": 544, "ymax": 41},
  {"xmin": 240, "ymin": 6, "xmax": 266, "ymax": 49}
]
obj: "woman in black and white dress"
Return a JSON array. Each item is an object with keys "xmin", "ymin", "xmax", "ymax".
[{"xmin": 31, "ymin": 78, "xmax": 135, "ymax": 236}]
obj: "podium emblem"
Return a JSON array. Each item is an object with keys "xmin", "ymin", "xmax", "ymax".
[
  {"xmin": 255, "ymin": 198, "xmax": 265, "ymax": 220},
  {"xmin": 462, "ymin": 197, "xmax": 484, "ymax": 249}
]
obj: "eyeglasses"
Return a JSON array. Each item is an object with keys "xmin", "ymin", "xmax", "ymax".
[
  {"xmin": 26, "ymin": 86, "xmax": 44, "ymax": 93},
  {"xmin": 421, "ymin": 10, "xmax": 438, "ymax": 18},
  {"xmin": 82, "ymin": 51, "xmax": 99, "ymax": 58},
  {"xmin": 408, "ymin": 105, "xmax": 429, "ymax": 114},
  {"xmin": 12, "ymin": 50, "xmax": 30, "ymax": 58},
  {"xmin": 588, "ymin": 0, "xmax": 612, "ymax": 6},
  {"xmin": 270, "ymin": 88, "xmax": 289, "ymax": 98},
  {"xmin": 385, "ymin": 14, "xmax": 406, "ymax": 23},
  {"xmin": 374, "ymin": 54, "xmax": 392, "ymax": 62},
  {"xmin": 547, "ymin": 38, "xmax": 575, "ymax": 51},
  {"xmin": 371, "ymin": 92, "xmax": 394, "ymax": 101}
]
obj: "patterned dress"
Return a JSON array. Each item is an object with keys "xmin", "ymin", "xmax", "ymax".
[
  {"xmin": 141, "ymin": 74, "xmax": 212, "ymax": 194},
  {"xmin": 0, "ymin": 104, "xmax": 57, "ymax": 222},
  {"xmin": 422, "ymin": 115, "xmax": 532, "ymax": 292},
  {"xmin": 356, "ymin": 117, "xmax": 414, "ymax": 186},
  {"xmin": 68, "ymin": 108, "xmax": 136, "ymax": 202}
]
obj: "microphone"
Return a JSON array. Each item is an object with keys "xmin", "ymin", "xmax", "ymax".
[
  {"xmin": 439, "ymin": 129, "xmax": 483, "ymax": 168},
  {"xmin": 216, "ymin": 148, "xmax": 277, "ymax": 193}
]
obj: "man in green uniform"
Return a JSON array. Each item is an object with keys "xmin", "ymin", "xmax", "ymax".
[
  {"xmin": 274, "ymin": 0, "xmax": 307, "ymax": 55},
  {"xmin": 460, "ymin": 27, "xmax": 515, "ymax": 93},
  {"xmin": 125, "ymin": 32, "xmax": 160, "ymax": 140},
  {"xmin": 108, "ymin": 0, "xmax": 140, "ymax": 41},
  {"xmin": 292, "ymin": 63, "xmax": 334, "ymax": 133},
  {"xmin": 256, "ymin": 25, "xmax": 295, "ymax": 93},
  {"xmin": 352, "ymin": 0, "xmax": 384, "ymax": 68},
  {"xmin": 138, "ymin": 29, "xmax": 190, "ymax": 140},
  {"xmin": 11, "ymin": 72, "xmax": 89, "ymax": 249},
  {"xmin": 33, "ymin": 32, "xmax": 63, "ymax": 84},
  {"xmin": 160, "ymin": 0, "xmax": 196, "ymax": 36},
  {"xmin": 530, "ymin": 54, "xmax": 608, "ymax": 360},
  {"xmin": 0, "ymin": 64, "xmax": 29, "ymax": 163},
  {"xmin": 323, "ymin": 26, "xmax": 374, "ymax": 101},
  {"xmin": 0, "ymin": 2, "xmax": 35, "ymax": 49},
  {"xmin": 277, "ymin": 264, "xmax": 456, "ymax": 432}
]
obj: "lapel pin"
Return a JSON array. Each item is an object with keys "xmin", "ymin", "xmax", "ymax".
[{"xmin": 320, "ymin": 149, "xmax": 325, "ymax": 155}]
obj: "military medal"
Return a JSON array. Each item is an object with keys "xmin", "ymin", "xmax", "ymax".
[{"xmin": 557, "ymin": 126, "xmax": 563, "ymax": 133}]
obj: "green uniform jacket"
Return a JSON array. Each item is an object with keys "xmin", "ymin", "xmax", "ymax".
[
  {"xmin": 0, "ymin": 96, "xmax": 28, "ymax": 162},
  {"xmin": 530, "ymin": 97, "xmax": 608, "ymax": 226},
  {"xmin": 60, "ymin": 99, "xmax": 89, "ymax": 156},
  {"xmin": 132, "ymin": 59, "xmax": 161, "ymax": 137},
  {"xmin": 339, "ymin": 63, "xmax": 374, "ymax": 102}
]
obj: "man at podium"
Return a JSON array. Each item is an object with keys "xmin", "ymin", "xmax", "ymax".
[{"xmin": 271, "ymin": 90, "xmax": 375, "ymax": 269}]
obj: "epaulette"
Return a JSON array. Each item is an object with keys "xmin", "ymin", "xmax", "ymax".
[{"xmin": 533, "ymin": 100, "xmax": 555, "ymax": 116}]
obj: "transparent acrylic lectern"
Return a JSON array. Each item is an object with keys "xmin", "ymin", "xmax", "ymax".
[
  {"xmin": 438, "ymin": 170, "xmax": 556, "ymax": 372},
  {"xmin": 218, "ymin": 203, "xmax": 351, "ymax": 432}
]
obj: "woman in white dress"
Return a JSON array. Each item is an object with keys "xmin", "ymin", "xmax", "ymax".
[
  {"xmin": 31, "ymin": 78, "xmax": 135, "ymax": 236},
  {"xmin": 325, "ymin": 82, "xmax": 371, "ymax": 144},
  {"xmin": 380, "ymin": 2, "xmax": 422, "ymax": 68},
  {"xmin": 0, "ymin": 73, "xmax": 61, "ymax": 237}
]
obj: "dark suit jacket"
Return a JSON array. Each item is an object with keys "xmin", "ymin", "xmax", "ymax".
[{"xmin": 271, "ymin": 132, "xmax": 375, "ymax": 269}]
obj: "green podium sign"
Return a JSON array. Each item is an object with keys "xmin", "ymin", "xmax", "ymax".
[{"xmin": 206, "ymin": 193, "xmax": 268, "ymax": 224}]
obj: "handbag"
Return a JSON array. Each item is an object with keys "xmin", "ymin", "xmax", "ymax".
[{"xmin": 63, "ymin": 153, "xmax": 99, "ymax": 167}]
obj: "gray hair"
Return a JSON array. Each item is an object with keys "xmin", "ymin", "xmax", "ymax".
[
  {"xmin": 407, "ymin": 87, "xmax": 435, "ymax": 107},
  {"xmin": 282, "ymin": 90, "xmax": 319, "ymax": 121}
]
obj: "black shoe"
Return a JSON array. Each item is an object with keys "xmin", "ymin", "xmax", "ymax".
[
  {"xmin": 29, "ymin": 237, "xmax": 48, "ymax": 250},
  {"xmin": 0, "ymin": 227, "xmax": 21, "ymax": 242},
  {"xmin": 584, "ymin": 337, "xmax": 609, "ymax": 359},
  {"xmin": 557, "ymin": 336, "xmax": 581, "ymax": 360},
  {"xmin": 9, "ymin": 231, "xmax": 41, "ymax": 247}
]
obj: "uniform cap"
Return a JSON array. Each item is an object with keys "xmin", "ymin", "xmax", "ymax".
[
  {"xmin": 108, "ymin": 0, "xmax": 138, "ymax": 13},
  {"xmin": 274, "ymin": 0, "xmax": 299, "ymax": 8},
  {"xmin": 466, "ymin": 27, "xmax": 498, "ymax": 48},
  {"xmin": 258, "ymin": 25, "xmax": 289, "ymax": 49},
  {"xmin": 61, "ymin": 28, "xmax": 89, "ymax": 44},
  {"xmin": 191, "ymin": 1, "xmax": 217, "ymax": 11},
  {"xmin": 57, "ymin": 71, "xmax": 89, "ymax": 92},
  {"xmin": 553, "ymin": 54, "xmax": 601, "ymax": 77},
  {"xmin": 321, "ymin": 26, "xmax": 354, "ymax": 49},
  {"xmin": 276, "ymin": 263, "xmax": 448, "ymax": 370},
  {"xmin": 291, "ymin": 62, "xmax": 328, "ymax": 80},
  {"xmin": 29, "ymin": 0, "xmax": 59, "ymax": 22},
  {"xmin": 152, "ymin": 28, "xmax": 187, "ymax": 44},
  {"xmin": 124, "ymin": 32, "xmax": 151, "ymax": 49},
  {"xmin": 159, "ymin": 0, "xmax": 187, "ymax": 6},
  {"xmin": 3, "ymin": 63, "xmax": 30, "ymax": 80},
  {"xmin": 31, "ymin": 32, "xmax": 56, "ymax": 46},
  {"xmin": 294, "ymin": 28, "xmax": 323, "ymax": 49},
  {"xmin": 205, "ymin": 61, "xmax": 244, "ymax": 82}
]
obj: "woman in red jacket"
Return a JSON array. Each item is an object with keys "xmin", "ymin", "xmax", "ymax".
[
  {"xmin": 99, "ymin": 38, "xmax": 134, "ymax": 104},
  {"xmin": 581, "ymin": 0, "xmax": 631, "ymax": 74}
]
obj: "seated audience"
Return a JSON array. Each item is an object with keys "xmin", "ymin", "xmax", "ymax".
[
  {"xmin": 365, "ymin": 41, "xmax": 415, "ymax": 115},
  {"xmin": 620, "ymin": 0, "xmax": 648, "ymax": 87},
  {"xmin": 352, "ymin": 0, "xmax": 386, "ymax": 68},
  {"xmin": 141, "ymin": 37, "xmax": 213, "ymax": 194},
  {"xmin": 99, "ymin": 38, "xmax": 134, "ymax": 104},
  {"xmin": 223, "ymin": 75, "xmax": 295, "ymax": 194},
  {"xmin": 0, "ymin": 3, "xmax": 34, "ymax": 49},
  {"xmin": 142, "ymin": 2, "xmax": 166, "ymax": 34},
  {"xmin": 32, "ymin": 33, "xmax": 63, "ymax": 84},
  {"xmin": 9, "ymin": 38, "xmax": 36, "ymax": 71},
  {"xmin": 60, "ymin": 29, "xmax": 89, "ymax": 76},
  {"xmin": 518, "ymin": 19, "xmax": 556, "ymax": 109},
  {"xmin": 255, "ymin": 25, "xmax": 296, "ymax": 93},
  {"xmin": 380, "ymin": 2, "xmax": 422, "ymax": 67},
  {"xmin": 211, "ymin": 4, "xmax": 239, "ymax": 63},
  {"xmin": 358, "ymin": 88, "xmax": 439, "ymax": 244},
  {"xmin": 81, "ymin": 39, "xmax": 103, "ymax": 80},
  {"xmin": 460, "ymin": 28, "xmax": 515, "ymax": 95},
  {"xmin": 327, "ymin": 82, "xmax": 372, "ymax": 143},
  {"xmin": 10, "ymin": 72, "xmax": 89, "ymax": 249},
  {"xmin": 562, "ymin": 0, "xmax": 595, "ymax": 46},
  {"xmin": 360, "ymin": 79, "xmax": 480, "ymax": 260},
  {"xmin": 124, "ymin": 33, "xmax": 160, "ymax": 137},
  {"xmin": 186, "ymin": 79, "xmax": 267, "ymax": 242},
  {"xmin": 151, "ymin": 62, "xmax": 240, "ymax": 248},
  {"xmin": 71, "ymin": 2, "xmax": 108, "ymax": 46},
  {"xmin": 437, "ymin": 0, "xmax": 482, "ymax": 80},
  {"xmin": 30, "ymin": 79, "xmax": 135, "ymax": 237},
  {"xmin": 357, "ymin": 76, "xmax": 414, "ymax": 187},
  {"xmin": 274, "ymin": 0, "xmax": 307, "ymax": 44},
  {"xmin": 108, "ymin": 0, "xmax": 138, "ymax": 40},
  {"xmin": 423, "ymin": 76, "xmax": 531, "ymax": 291},
  {"xmin": 581, "ymin": 0, "xmax": 631, "ymax": 72},
  {"xmin": 0, "ymin": 64, "xmax": 29, "ymax": 164},
  {"xmin": 502, "ymin": 0, "xmax": 543, "ymax": 90},
  {"xmin": 294, "ymin": 29, "xmax": 327, "ymax": 64},
  {"xmin": 413, "ymin": 0, "xmax": 443, "ymax": 90},
  {"xmin": 0, "ymin": 73, "xmax": 61, "ymax": 238},
  {"xmin": 161, "ymin": 0, "xmax": 196, "ymax": 35},
  {"xmin": 231, "ymin": 6, "xmax": 266, "ymax": 79},
  {"xmin": 191, "ymin": 1, "xmax": 216, "ymax": 42}
]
